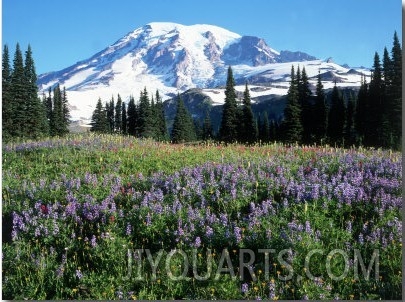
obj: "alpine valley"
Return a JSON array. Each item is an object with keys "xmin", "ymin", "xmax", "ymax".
[{"xmin": 37, "ymin": 22, "xmax": 370, "ymax": 131}]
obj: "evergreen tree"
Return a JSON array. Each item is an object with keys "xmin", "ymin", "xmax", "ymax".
[
  {"xmin": 90, "ymin": 98, "xmax": 108, "ymax": 132},
  {"xmin": 150, "ymin": 95, "xmax": 156, "ymax": 136},
  {"xmin": 50, "ymin": 84, "xmax": 63, "ymax": 136},
  {"xmin": 355, "ymin": 75, "xmax": 368, "ymax": 145},
  {"xmin": 2, "ymin": 44, "xmax": 13, "ymax": 140},
  {"xmin": 194, "ymin": 119, "xmax": 203, "ymax": 140},
  {"xmin": 40, "ymin": 92, "xmax": 51, "ymax": 136},
  {"xmin": 202, "ymin": 109, "xmax": 214, "ymax": 140},
  {"xmin": 389, "ymin": 32, "xmax": 402, "ymax": 149},
  {"xmin": 241, "ymin": 82, "xmax": 257, "ymax": 144},
  {"xmin": 45, "ymin": 87, "xmax": 53, "ymax": 126},
  {"xmin": 282, "ymin": 65, "xmax": 302, "ymax": 144},
  {"xmin": 154, "ymin": 90, "xmax": 168, "ymax": 141},
  {"xmin": 269, "ymin": 119, "xmax": 277, "ymax": 142},
  {"xmin": 171, "ymin": 94, "xmax": 196, "ymax": 143},
  {"xmin": 106, "ymin": 96, "xmax": 115, "ymax": 133},
  {"xmin": 344, "ymin": 93, "xmax": 356, "ymax": 146},
  {"xmin": 327, "ymin": 83, "xmax": 345, "ymax": 146},
  {"xmin": 365, "ymin": 52, "xmax": 384, "ymax": 147},
  {"xmin": 138, "ymin": 88, "xmax": 153, "ymax": 138},
  {"xmin": 382, "ymin": 47, "xmax": 393, "ymax": 85},
  {"xmin": 22, "ymin": 45, "xmax": 49, "ymax": 138},
  {"xmin": 313, "ymin": 71, "xmax": 328, "ymax": 144},
  {"xmin": 60, "ymin": 86, "xmax": 70, "ymax": 135},
  {"xmin": 258, "ymin": 112, "xmax": 270, "ymax": 143},
  {"xmin": 380, "ymin": 47, "xmax": 394, "ymax": 146},
  {"xmin": 121, "ymin": 101, "xmax": 127, "ymax": 134},
  {"xmin": 115, "ymin": 94, "xmax": 123, "ymax": 133},
  {"xmin": 219, "ymin": 66, "xmax": 239, "ymax": 143},
  {"xmin": 127, "ymin": 96, "xmax": 137, "ymax": 136},
  {"xmin": 24, "ymin": 45, "xmax": 37, "ymax": 135},
  {"xmin": 298, "ymin": 66, "xmax": 313, "ymax": 144},
  {"xmin": 10, "ymin": 43, "xmax": 26, "ymax": 137}
]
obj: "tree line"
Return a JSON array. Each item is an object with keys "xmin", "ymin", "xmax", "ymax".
[
  {"xmin": 281, "ymin": 32, "xmax": 402, "ymax": 149},
  {"xmin": 2, "ymin": 43, "xmax": 70, "ymax": 141},
  {"xmin": 90, "ymin": 88, "xmax": 168, "ymax": 141}
]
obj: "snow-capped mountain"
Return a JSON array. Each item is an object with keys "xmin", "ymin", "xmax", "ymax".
[{"xmin": 37, "ymin": 22, "xmax": 370, "ymax": 123}]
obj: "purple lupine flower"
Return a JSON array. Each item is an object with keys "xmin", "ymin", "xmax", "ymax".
[
  {"xmin": 241, "ymin": 282, "xmax": 249, "ymax": 294},
  {"xmin": 126, "ymin": 223, "xmax": 132, "ymax": 235},
  {"xmin": 11, "ymin": 229, "xmax": 18, "ymax": 241},
  {"xmin": 194, "ymin": 236, "xmax": 201, "ymax": 248},
  {"xmin": 177, "ymin": 227, "xmax": 185, "ymax": 237},
  {"xmin": 146, "ymin": 213, "xmax": 152, "ymax": 226},
  {"xmin": 91, "ymin": 235, "xmax": 97, "ymax": 248},
  {"xmin": 205, "ymin": 226, "xmax": 213, "ymax": 238},
  {"xmin": 220, "ymin": 213, "xmax": 228, "ymax": 226},
  {"xmin": 116, "ymin": 290, "xmax": 124, "ymax": 299},
  {"xmin": 230, "ymin": 185, "xmax": 237, "ymax": 199},
  {"xmin": 52, "ymin": 220, "xmax": 60, "ymax": 236},
  {"xmin": 75, "ymin": 269, "xmax": 83, "ymax": 279},
  {"xmin": 305, "ymin": 221, "xmax": 312, "ymax": 234},
  {"xmin": 62, "ymin": 252, "xmax": 67, "ymax": 264},
  {"xmin": 234, "ymin": 226, "xmax": 242, "ymax": 243},
  {"xmin": 56, "ymin": 265, "xmax": 64, "ymax": 278}
]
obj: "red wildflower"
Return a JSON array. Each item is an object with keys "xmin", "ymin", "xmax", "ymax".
[{"xmin": 41, "ymin": 204, "xmax": 48, "ymax": 215}]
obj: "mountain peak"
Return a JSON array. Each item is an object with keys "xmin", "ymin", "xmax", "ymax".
[{"xmin": 37, "ymin": 22, "xmax": 364, "ymax": 123}]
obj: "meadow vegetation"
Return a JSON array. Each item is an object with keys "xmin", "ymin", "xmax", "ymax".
[{"xmin": 2, "ymin": 133, "xmax": 402, "ymax": 300}]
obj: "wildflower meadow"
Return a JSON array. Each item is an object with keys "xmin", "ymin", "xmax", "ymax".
[{"xmin": 2, "ymin": 134, "xmax": 402, "ymax": 300}]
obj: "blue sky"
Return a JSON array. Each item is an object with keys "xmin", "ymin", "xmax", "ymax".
[{"xmin": 2, "ymin": 0, "xmax": 401, "ymax": 74}]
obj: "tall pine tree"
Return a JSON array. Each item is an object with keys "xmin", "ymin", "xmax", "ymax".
[
  {"xmin": 121, "ymin": 101, "xmax": 127, "ymax": 134},
  {"xmin": 90, "ymin": 98, "xmax": 108, "ymax": 132},
  {"xmin": 154, "ymin": 90, "xmax": 168, "ymax": 141},
  {"xmin": 313, "ymin": 71, "xmax": 328, "ymax": 144},
  {"xmin": 241, "ymin": 82, "xmax": 257, "ymax": 144},
  {"xmin": 259, "ymin": 112, "xmax": 270, "ymax": 143},
  {"xmin": 10, "ymin": 43, "xmax": 26, "ymax": 137},
  {"xmin": 344, "ymin": 93, "xmax": 356, "ymax": 146},
  {"xmin": 171, "ymin": 94, "xmax": 196, "ymax": 143},
  {"xmin": 389, "ymin": 32, "xmax": 402, "ymax": 149},
  {"xmin": 60, "ymin": 86, "xmax": 70, "ymax": 135},
  {"xmin": 298, "ymin": 66, "xmax": 313, "ymax": 144},
  {"xmin": 115, "ymin": 94, "xmax": 123, "ymax": 133},
  {"xmin": 327, "ymin": 83, "xmax": 345, "ymax": 146},
  {"xmin": 282, "ymin": 65, "xmax": 302, "ymax": 144},
  {"xmin": 355, "ymin": 75, "xmax": 368, "ymax": 145},
  {"xmin": 219, "ymin": 66, "xmax": 239, "ymax": 143},
  {"xmin": 2, "ymin": 44, "xmax": 13, "ymax": 140},
  {"xmin": 106, "ymin": 96, "xmax": 115, "ymax": 133},
  {"xmin": 127, "ymin": 96, "xmax": 137, "ymax": 136},
  {"xmin": 365, "ymin": 52, "xmax": 384, "ymax": 147},
  {"xmin": 138, "ymin": 88, "xmax": 153, "ymax": 138},
  {"xmin": 202, "ymin": 109, "xmax": 214, "ymax": 140}
]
